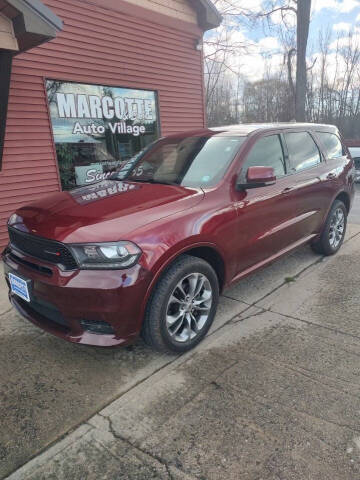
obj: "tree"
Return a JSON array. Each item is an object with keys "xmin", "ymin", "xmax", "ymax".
[
  {"xmin": 295, "ymin": 0, "xmax": 311, "ymax": 121},
  {"xmin": 252, "ymin": 0, "xmax": 312, "ymax": 121},
  {"xmin": 204, "ymin": 0, "xmax": 319, "ymax": 125}
]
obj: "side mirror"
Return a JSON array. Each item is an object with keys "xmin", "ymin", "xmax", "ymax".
[{"xmin": 237, "ymin": 166, "xmax": 276, "ymax": 190}]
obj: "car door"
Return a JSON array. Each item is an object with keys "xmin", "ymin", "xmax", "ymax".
[
  {"xmin": 316, "ymin": 131, "xmax": 354, "ymax": 188},
  {"xmin": 281, "ymin": 130, "xmax": 329, "ymax": 237},
  {"xmin": 233, "ymin": 133, "xmax": 307, "ymax": 275}
]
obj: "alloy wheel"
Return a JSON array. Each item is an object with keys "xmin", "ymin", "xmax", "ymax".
[
  {"xmin": 329, "ymin": 207, "xmax": 345, "ymax": 249},
  {"xmin": 165, "ymin": 273, "xmax": 213, "ymax": 343}
]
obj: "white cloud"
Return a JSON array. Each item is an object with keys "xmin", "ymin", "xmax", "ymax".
[
  {"xmin": 257, "ymin": 36, "xmax": 280, "ymax": 51},
  {"xmin": 205, "ymin": 23, "xmax": 285, "ymax": 83},
  {"xmin": 237, "ymin": 53, "xmax": 284, "ymax": 82},
  {"xmin": 329, "ymin": 32, "xmax": 360, "ymax": 50},
  {"xmin": 333, "ymin": 22, "xmax": 353, "ymax": 32},
  {"xmin": 227, "ymin": 36, "xmax": 283, "ymax": 81},
  {"xmin": 213, "ymin": 0, "xmax": 263, "ymax": 14},
  {"xmin": 270, "ymin": 8, "xmax": 297, "ymax": 27},
  {"xmin": 311, "ymin": 50, "xmax": 360, "ymax": 88},
  {"xmin": 313, "ymin": 0, "xmax": 360, "ymax": 13}
]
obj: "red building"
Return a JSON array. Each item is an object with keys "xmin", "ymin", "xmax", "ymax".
[{"xmin": 0, "ymin": 0, "xmax": 220, "ymax": 250}]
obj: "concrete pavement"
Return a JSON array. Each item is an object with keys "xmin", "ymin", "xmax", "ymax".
[
  {"xmin": 349, "ymin": 183, "xmax": 360, "ymax": 225},
  {"xmin": 2, "ymin": 225, "xmax": 360, "ymax": 479}
]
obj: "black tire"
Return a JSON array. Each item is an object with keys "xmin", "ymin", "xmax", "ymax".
[
  {"xmin": 142, "ymin": 254, "xmax": 219, "ymax": 354},
  {"xmin": 312, "ymin": 200, "xmax": 347, "ymax": 256}
]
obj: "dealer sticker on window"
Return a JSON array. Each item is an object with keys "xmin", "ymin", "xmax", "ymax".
[{"xmin": 9, "ymin": 273, "xmax": 30, "ymax": 302}]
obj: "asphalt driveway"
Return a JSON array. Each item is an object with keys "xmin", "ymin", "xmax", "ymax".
[{"xmin": 1, "ymin": 218, "xmax": 360, "ymax": 478}]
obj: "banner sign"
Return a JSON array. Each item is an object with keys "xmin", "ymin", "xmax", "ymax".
[{"xmin": 46, "ymin": 80, "xmax": 158, "ymax": 143}]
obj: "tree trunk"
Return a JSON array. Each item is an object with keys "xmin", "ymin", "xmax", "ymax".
[
  {"xmin": 295, "ymin": 0, "xmax": 311, "ymax": 122},
  {"xmin": 287, "ymin": 48, "xmax": 296, "ymax": 120}
]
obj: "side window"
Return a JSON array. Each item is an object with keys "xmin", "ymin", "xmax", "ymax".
[
  {"xmin": 284, "ymin": 132, "xmax": 321, "ymax": 173},
  {"xmin": 317, "ymin": 132, "xmax": 344, "ymax": 159},
  {"xmin": 242, "ymin": 135, "xmax": 286, "ymax": 178}
]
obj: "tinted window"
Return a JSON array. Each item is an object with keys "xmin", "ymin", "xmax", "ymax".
[
  {"xmin": 242, "ymin": 135, "xmax": 286, "ymax": 178},
  {"xmin": 349, "ymin": 147, "xmax": 360, "ymax": 159},
  {"xmin": 113, "ymin": 136, "xmax": 246, "ymax": 187},
  {"xmin": 285, "ymin": 132, "xmax": 321, "ymax": 173},
  {"xmin": 317, "ymin": 132, "xmax": 344, "ymax": 159}
]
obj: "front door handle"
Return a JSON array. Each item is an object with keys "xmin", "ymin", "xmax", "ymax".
[
  {"xmin": 282, "ymin": 186, "xmax": 293, "ymax": 194},
  {"xmin": 327, "ymin": 172, "xmax": 337, "ymax": 180}
]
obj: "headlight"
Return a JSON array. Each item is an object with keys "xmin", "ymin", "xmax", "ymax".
[{"xmin": 70, "ymin": 241, "xmax": 142, "ymax": 270}]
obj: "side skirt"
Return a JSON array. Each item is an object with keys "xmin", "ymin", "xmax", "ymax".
[{"xmin": 228, "ymin": 234, "xmax": 318, "ymax": 288}]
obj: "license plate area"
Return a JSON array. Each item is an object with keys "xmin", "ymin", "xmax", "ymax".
[{"xmin": 9, "ymin": 273, "xmax": 31, "ymax": 302}]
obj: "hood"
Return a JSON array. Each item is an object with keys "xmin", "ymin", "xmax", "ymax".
[{"xmin": 11, "ymin": 180, "xmax": 204, "ymax": 243}]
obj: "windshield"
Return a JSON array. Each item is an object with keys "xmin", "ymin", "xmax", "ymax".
[{"xmin": 111, "ymin": 136, "xmax": 246, "ymax": 187}]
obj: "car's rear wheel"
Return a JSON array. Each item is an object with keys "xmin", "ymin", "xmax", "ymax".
[
  {"xmin": 142, "ymin": 255, "xmax": 219, "ymax": 354},
  {"xmin": 312, "ymin": 199, "xmax": 347, "ymax": 256}
]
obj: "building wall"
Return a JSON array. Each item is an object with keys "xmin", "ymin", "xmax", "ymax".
[
  {"xmin": 124, "ymin": 0, "xmax": 197, "ymax": 23},
  {"xmin": 0, "ymin": 0, "xmax": 206, "ymax": 249}
]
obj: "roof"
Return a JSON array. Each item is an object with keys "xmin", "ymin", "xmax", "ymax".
[
  {"xmin": 210, "ymin": 123, "xmax": 339, "ymax": 136},
  {"xmin": 345, "ymin": 139, "xmax": 360, "ymax": 147},
  {"xmin": 190, "ymin": 0, "xmax": 222, "ymax": 30}
]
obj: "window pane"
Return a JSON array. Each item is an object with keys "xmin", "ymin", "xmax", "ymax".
[
  {"xmin": 46, "ymin": 80, "xmax": 159, "ymax": 190},
  {"xmin": 285, "ymin": 132, "xmax": 321, "ymax": 172},
  {"xmin": 317, "ymin": 132, "xmax": 344, "ymax": 159},
  {"xmin": 242, "ymin": 135, "xmax": 286, "ymax": 178},
  {"xmin": 116, "ymin": 136, "xmax": 245, "ymax": 187},
  {"xmin": 350, "ymin": 147, "xmax": 360, "ymax": 158}
]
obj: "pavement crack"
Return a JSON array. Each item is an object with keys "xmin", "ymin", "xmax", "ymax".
[
  {"xmin": 227, "ymin": 382, "xmax": 360, "ymax": 434},
  {"xmin": 267, "ymin": 308, "xmax": 360, "ymax": 341},
  {"xmin": 0, "ymin": 307, "xmax": 11, "ymax": 317},
  {"xmin": 221, "ymin": 293, "xmax": 252, "ymax": 305},
  {"xmin": 344, "ymin": 229, "xmax": 360, "ymax": 243},
  {"xmin": 254, "ymin": 255, "xmax": 325, "ymax": 307},
  {"xmin": 244, "ymin": 351, "xmax": 360, "ymax": 400},
  {"xmin": 3, "ymin": 355, "xmax": 181, "ymax": 480},
  {"xmin": 218, "ymin": 253, "xmax": 326, "ymax": 334},
  {"xmin": 97, "ymin": 413, "xmax": 187, "ymax": 480},
  {"xmin": 231, "ymin": 307, "xmax": 267, "ymax": 324}
]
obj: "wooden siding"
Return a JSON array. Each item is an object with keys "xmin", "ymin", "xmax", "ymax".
[
  {"xmin": 123, "ymin": 0, "xmax": 197, "ymax": 23},
  {"xmin": 0, "ymin": 0, "xmax": 205, "ymax": 249}
]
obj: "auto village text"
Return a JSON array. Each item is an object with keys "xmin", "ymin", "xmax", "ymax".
[{"xmin": 56, "ymin": 93, "xmax": 154, "ymax": 137}]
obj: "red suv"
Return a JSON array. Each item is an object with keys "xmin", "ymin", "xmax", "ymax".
[{"xmin": 2, "ymin": 123, "xmax": 355, "ymax": 353}]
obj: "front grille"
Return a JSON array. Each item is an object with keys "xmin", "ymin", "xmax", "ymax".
[
  {"xmin": 9, "ymin": 252, "xmax": 53, "ymax": 276},
  {"xmin": 80, "ymin": 319, "xmax": 115, "ymax": 335},
  {"xmin": 8, "ymin": 227, "xmax": 78, "ymax": 271}
]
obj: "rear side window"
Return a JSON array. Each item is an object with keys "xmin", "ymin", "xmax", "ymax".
[
  {"xmin": 317, "ymin": 132, "xmax": 344, "ymax": 159},
  {"xmin": 242, "ymin": 135, "xmax": 286, "ymax": 178},
  {"xmin": 284, "ymin": 132, "xmax": 321, "ymax": 173}
]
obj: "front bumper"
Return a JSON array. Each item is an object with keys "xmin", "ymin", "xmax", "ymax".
[{"xmin": 2, "ymin": 247, "xmax": 152, "ymax": 347}]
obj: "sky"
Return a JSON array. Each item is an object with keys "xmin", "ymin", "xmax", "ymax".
[{"xmin": 205, "ymin": 0, "xmax": 360, "ymax": 83}]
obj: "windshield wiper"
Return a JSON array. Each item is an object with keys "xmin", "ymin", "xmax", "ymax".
[{"xmin": 125, "ymin": 178, "xmax": 177, "ymax": 186}]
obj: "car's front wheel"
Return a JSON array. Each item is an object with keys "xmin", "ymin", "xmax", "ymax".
[
  {"xmin": 142, "ymin": 255, "xmax": 219, "ymax": 354},
  {"xmin": 312, "ymin": 199, "xmax": 347, "ymax": 255}
]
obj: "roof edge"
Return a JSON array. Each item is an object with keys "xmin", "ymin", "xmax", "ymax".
[
  {"xmin": 5, "ymin": 0, "xmax": 63, "ymax": 52},
  {"xmin": 7, "ymin": 0, "xmax": 63, "ymax": 32},
  {"xmin": 190, "ymin": 0, "xmax": 222, "ymax": 31}
]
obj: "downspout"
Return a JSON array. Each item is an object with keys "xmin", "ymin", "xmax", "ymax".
[{"xmin": 0, "ymin": 51, "xmax": 13, "ymax": 171}]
